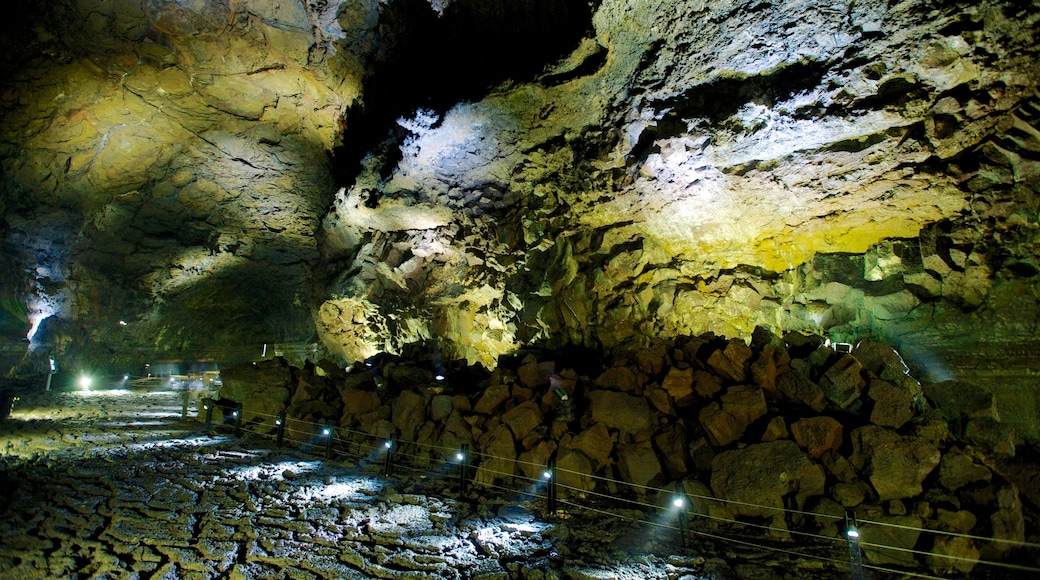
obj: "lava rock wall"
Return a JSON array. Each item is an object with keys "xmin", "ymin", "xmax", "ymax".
[{"xmin": 217, "ymin": 332, "xmax": 1034, "ymax": 574}]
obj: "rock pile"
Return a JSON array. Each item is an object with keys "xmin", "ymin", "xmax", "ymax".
[{"xmin": 217, "ymin": 331, "xmax": 1034, "ymax": 574}]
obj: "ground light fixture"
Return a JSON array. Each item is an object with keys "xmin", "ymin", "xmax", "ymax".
[{"xmin": 78, "ymin": 376, "xmax": 92, "ymax": 390}]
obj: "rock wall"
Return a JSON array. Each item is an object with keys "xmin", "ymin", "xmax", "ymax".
[
  {"xmin": 218, "ymin": 332, "xmax": 1035, "ymax": 574},
  {"xmin": 0, "ymin": 0, "xmax": 1037, "ymax": 453}
]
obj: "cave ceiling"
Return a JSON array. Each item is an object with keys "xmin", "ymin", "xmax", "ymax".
[{"xmin": 1, "ymin": 0, "xmax": 1039, "ymax": 425}]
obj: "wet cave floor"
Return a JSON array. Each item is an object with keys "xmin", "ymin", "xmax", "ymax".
[{"xmin": 0, "ymin": 386, "xmax": 853, "ymax": 580}]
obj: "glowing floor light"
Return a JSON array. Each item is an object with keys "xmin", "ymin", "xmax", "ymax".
[{"xmin": 78, "ymin": 376, "xmax": 92, "ymax": 390}]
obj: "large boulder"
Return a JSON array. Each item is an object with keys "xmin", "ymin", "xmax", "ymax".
[
  {"xmin": 617, "ymin": 439, "xmax": 664, "ymax": 491},
  {"xmin": 790, "ymin": 416, "xmax": 843, "ymax": 459},
  {"xmin": 710, "ymin": 440, "xmax": 826, "ymax": 529},
  {"xmin": 218, "ymin": 358, "xmax": 293, "ymax": 424},
  {"xmin": 819, "ymin": 354, "xmax": 866, "ymax": 409},
  {"xmin": 587, "ymin": 390, "xmax": 652, "ymax": 435},
  {"xmin": 867, "ymin": 379, "xmax": 915, "ymax": 428},
  {"xmin": 850, "ymin": 426, "xmax": 940, "ymax": 501}
]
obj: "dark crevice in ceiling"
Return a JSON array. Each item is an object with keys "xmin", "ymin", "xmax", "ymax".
[{"xmin": 331, "ymin": 0, "xmax": 600, "ymax": 188}]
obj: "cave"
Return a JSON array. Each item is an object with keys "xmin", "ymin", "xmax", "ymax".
[{"xmin": 1, "ymin": 0, "xmax": 1039, "ymax": 578}]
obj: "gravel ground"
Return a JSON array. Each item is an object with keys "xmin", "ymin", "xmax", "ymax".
[{"xmin": 0, "ymin": 385, "xmax": 849, "ymax": 580}]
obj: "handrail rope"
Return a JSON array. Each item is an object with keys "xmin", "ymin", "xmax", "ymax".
[
  {"xmin": 479, "ymin": 480, "xmax": 548, "ymax": 502},
  {"xmin": 554, "ymin": 482, "xmax": 668, "ymax": 512},
  {"xmin": 227, "ymin": 403, "xmax": 841, "ymax": 525},
  {"xmin": 858, "ymin": 541, "xmax": 1040, "ymax": 574},
  {"xmin": 330, "ymin": 434, "xmax": 383, "ymax": 451},
  {"xmin": 401, "ymin": 439, "xmax": 464, "ymax": 453},
  {"xmin": 552, "ymin": 481, "xmax": 844, "ymax": 545},
  {"xmin": 684, "ymin": 524, "xmax": 851, "ymax": 568},
  {"xmin": 857, "ymin": 518, "xmax": 1040, "ymax": 549},
  {"xmin": 464, "ymin": 449, "xmax": 555, "ymax": 470},
  {"xmin": 551, "ymin": 463, "xmax": 842, "ymax": 520},
  {"xmin": 684, "ymin": 510, "xmax": 847, "ymax": 545},
  {"xmin": 859, "ymin": 563, "xmax": 950, "ymax": 580},
  {"xmin": 556, "ymin": 498, "xmax": 680, "ymax": 532},
  {"xmin": 473, "ymin": 465, "xmax": 543, "ymax": 485}
]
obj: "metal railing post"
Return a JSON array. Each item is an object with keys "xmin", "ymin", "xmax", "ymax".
[
  {"xmin": 546, "ymin": 457, "xmax": 557, "ymax": 516},
  {"xmin": 324, "ymin": 421, "xmax": 335, "ymax": 459},
  {"xmin": 275, "ymin": 412, "xmax": 286, "ymax": 447},
  {"xmin": 384, "ymin": 432, "xmax": 396, "ymax": 477},
  {"xmin": 846, "ymin": 511, "xmax": 864, "ymax": 580},
  {"xmin": 181, "ymin": 390, "xmax": 190, "ymax": 420},
  {"xmin": 458, "ymin": 443, "xmax": 470, "ymax": 493},
  {"xmin": 202, "ymin": 398, "xmax": 214, "ymax": 431},
  {"xmin": 676, "ymin": 483, "xmax": 689, "ymax": 549}
]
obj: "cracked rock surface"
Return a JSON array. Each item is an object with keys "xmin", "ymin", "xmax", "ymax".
[{"xmin": 2, "ymin": 386, "xmax": 834, "ymax": 580}]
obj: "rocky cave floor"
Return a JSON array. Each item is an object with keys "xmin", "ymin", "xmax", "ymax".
[{"xmin": 0, "ymin": 385, "xmax": 878, "ymax": 580}]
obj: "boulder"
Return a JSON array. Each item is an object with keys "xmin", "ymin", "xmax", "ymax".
[
  {"xmin": 517, "ymin": 360, "xmax": 555, "ymax": 389},
  {"xmin": 777, "ymin": 369, "xmax": 826, "ymax": 411},
  {"xmin": 927, "ymin": 536, "xmax": 979, "ymax": 575},
  {"xmin": 720, "ymin": 385, "xmax": 767, "ymax": 427},
  {"xmin": 661, "ymin": 366, "xmax": 695, "ymax": 406},
  {"xmin": 587, "ymin": 390, "xmax": 651, "ymax": 435},
  {"xmin": 699, "ymin": 402, "xmax": 743, "ymax": 447},
  {"xmin": 790, "ymin": 416, "xmax": 843, "ymax": 459},
  {"xmin": 749, "ymin": 344, "xmax": 778, "ymax": 391},
  {"xmin": 556, "ymin": 449, "xmax": 595, "ymax": 494},
  {"xmin": 653, "ymin": 423, "xmax": 688, "ymax": 478},
  {"xmin": 594, "ymin": 365, "xmax": 641, "ymax": 393},
  {"xmin": 760, "ymin": 416, "xmax": 789, "ymax": 442},
  {"xmin": 922, "ymin": 380, "xmax": 999, "ymax": 425},
  {"xmin": 430, "ymin": 394, "xmax": 453, "ymax": 422},
  {"xmin": 710, "ymin": 440, "xmax": 826, "ymax": 523},
  {"xmin": 474, "ymin": 384, "xmax": 511, "ymax": 414},
  {"xmin": 617, "ymin": 439, "xmax": 664, "ymax": 490},
  {"xmin": 852, "ymin": 341, "xmax": 919, "ymax": 389},
  {"xmin": 648, "ymin": 387, "xmax": 676, "ymax": 415},
  {"xmin": 341, "ymin": 389, "xmax": 381, "ymax": 421},
  {"xmin": 568, "ymin": 423, "xmax": 614, "ymax": 470},
  {"xmin": 937, "ymin": 447, "xmax": 991, "ymax": 491},
  {"xmin": 830, "ymin": 482, "xmax": 866, "ymax": 508},
  {"xmin": 693, "ymin": 370, "xmax": 723, "ymax": 399},
  {"xmin": 867, "ymin": 379, "xmax": 915, "ymax": 428},
  {"xmin": 474, "ymin": 424, "xmax": 517, "ymax": 486},
  {"xmin": 707, "ymin": 339, "xmax": 752, "ymax": 382},
  {"xmin": 850, "ymin": 426, "xmax": 940, "ymax": 501},
  {"xmin": 964, "ymin": 416, "xmax": 1016, "ymax": 457},
  {"xmin": 218, "ymin": 358, "xmax": 293, "ymax": 422},
  {"xmin": 859, "ymin": 512, "xmax": 923, "ymax": 567},
  {"xmin": 518, "ymin": 440, "xmax": 555, "ymax": 482},
  {"xmin": 391, "ymin": 390, "xmax": 426, "ymax": 442},
  {"xmin": 819, "ymin": 354, "xmax": 866, "ymax": 409},
  {"xmin": 501, "ymin": 401, "xmax": 542, "ymax": 443},
  {"xmin": 983, "ymin": 486, "xmax": 1025, "ymax": 560}
]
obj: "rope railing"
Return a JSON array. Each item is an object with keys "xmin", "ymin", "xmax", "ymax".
[
  {"xmin": 182, "ymin": 394, "xmax": 1040, "ymax": 577},
  {"xmin": 857, "ymin": 516, "xmax": 1040, "ymax": 549}
]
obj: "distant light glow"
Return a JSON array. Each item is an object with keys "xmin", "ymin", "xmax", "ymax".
[
  {"xmin": 118, "ymin": 320, "xmax": 127, "ymax": 326},
  {"xmin": 673, "ymin": 497, "xmax": 685, "ymax": 508},
  {"xmin": 323, "ymin": 428, "xmax": 331, "ymax": 436},
  {"xmin": 435, "ymin": 374, "xmax": 445, "ymax": 381},
  {"xmin": 78, "ymin": 376, "xmax": 92, "ymax": 390},
  {"xmin": 543, "ymin": 471, "xmax": 552, "ymax": 480},
  {"xmin": 384, "ymin": 440, "xmax": 392, "ymax": 449},
  {"xmin": 847, "ymin": 529, "xmax": 860, "ymax": 539},
  {"xmin": 456, "ymin": 452, "xmax": 465, "ymax": 461}
]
